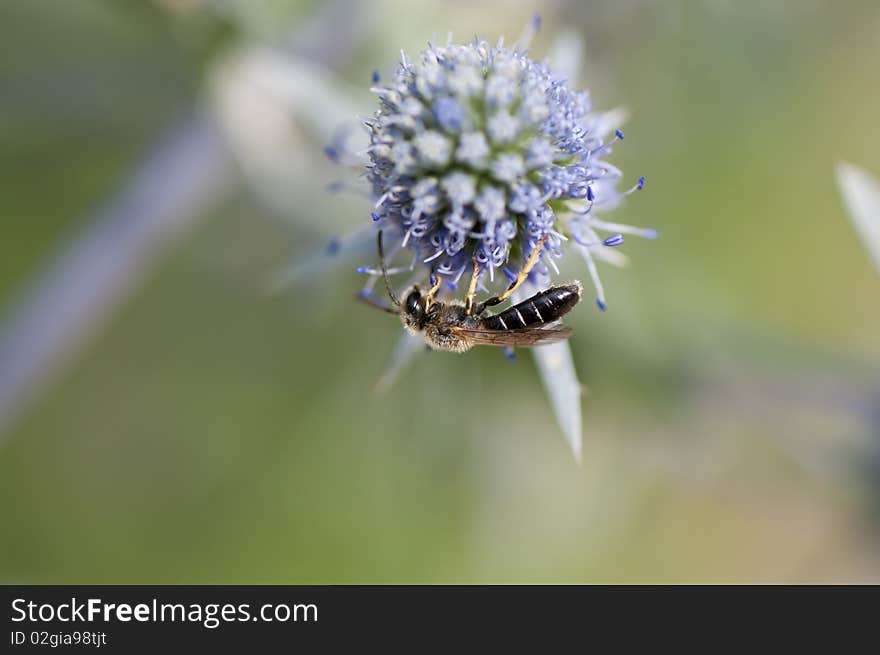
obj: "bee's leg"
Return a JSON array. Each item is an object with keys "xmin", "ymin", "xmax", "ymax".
[
  {"xmin": 465, "ymin": 256, "xmax": 480, "ymax": 315},
  {"xmin": 355, "ymin": 294, "xmax": 398, "ymax": 315},
  {"xmin": 424, "ymin": 274, "xmax": 443, "ymax": 311},
  {"xmin": 472, "ymin": 236, "xmax": 547, "ymax": 315}
]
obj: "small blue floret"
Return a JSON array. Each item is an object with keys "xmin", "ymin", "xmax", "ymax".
[
  {"xmin": 433, "ymin": 97, "xmax": 465, "ymax": 132},
  {"xmin": 603, "ymin": 234, "xmax": 624, "ymax": 247}
]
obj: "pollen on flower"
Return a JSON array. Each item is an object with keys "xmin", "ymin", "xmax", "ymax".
[
  {"xmin": 442, "ymin": 172, "xmax": 476, "ymax": 206},
  {"xmin": 490, "ymin": 153, "xmax": 526, "ymax": 184},
  {"xmin": 414, "ymin": 131, "xmax": 452, "ymax": 168},
  {"xmin": 455, "ymin": 132, "xmax": 490, "ymax": 168},
  {"xmin": 358, "ymin": 33, "xmax": 655, "ymax": 308}
]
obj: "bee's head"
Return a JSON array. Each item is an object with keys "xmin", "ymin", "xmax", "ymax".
[{"xmin": 400, "ymin": 287, "xmax": 429, "ymax": 331}]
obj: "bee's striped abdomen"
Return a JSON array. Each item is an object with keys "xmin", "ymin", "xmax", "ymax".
[{"xmin": 481, "ymin": 283, "xmax": 582, "ymax": 330}]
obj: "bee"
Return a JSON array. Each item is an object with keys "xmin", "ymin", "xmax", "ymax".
[{"xmin": 359, "ymin": 231, "xmax": 582, "ymax": 353}]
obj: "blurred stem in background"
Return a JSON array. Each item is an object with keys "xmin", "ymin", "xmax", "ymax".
[
  {"xmin": 0, "ymin": 115, "xmax": 235, "ymax": 440},
  {"xmin": 0, "ymin": 0, "xmax": 372, "ymax": 441}
]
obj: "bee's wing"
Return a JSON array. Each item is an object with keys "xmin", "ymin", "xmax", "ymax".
[{"xmin": 449, "ymin": 325, "xmax": 573, "ymax": 348}]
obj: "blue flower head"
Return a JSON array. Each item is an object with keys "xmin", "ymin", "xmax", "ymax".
[{"xmin": 357, "ymin": 33, "xmax": 656, "ymax": 309}]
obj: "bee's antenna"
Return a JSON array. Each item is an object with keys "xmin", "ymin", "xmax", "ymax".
[{"xmin": 377, "ymin": 230, "xmax": 400, "ymax": 306}]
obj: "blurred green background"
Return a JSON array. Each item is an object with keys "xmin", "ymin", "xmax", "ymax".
[{"xmin": 1, "ymin": 0, "xmax": 879, "ymax": 583}]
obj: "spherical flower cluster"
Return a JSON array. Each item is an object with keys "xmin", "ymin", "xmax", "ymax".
[{"xmin": 358, "ymin": 34, "xmax": 655, "ymax": 310}]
